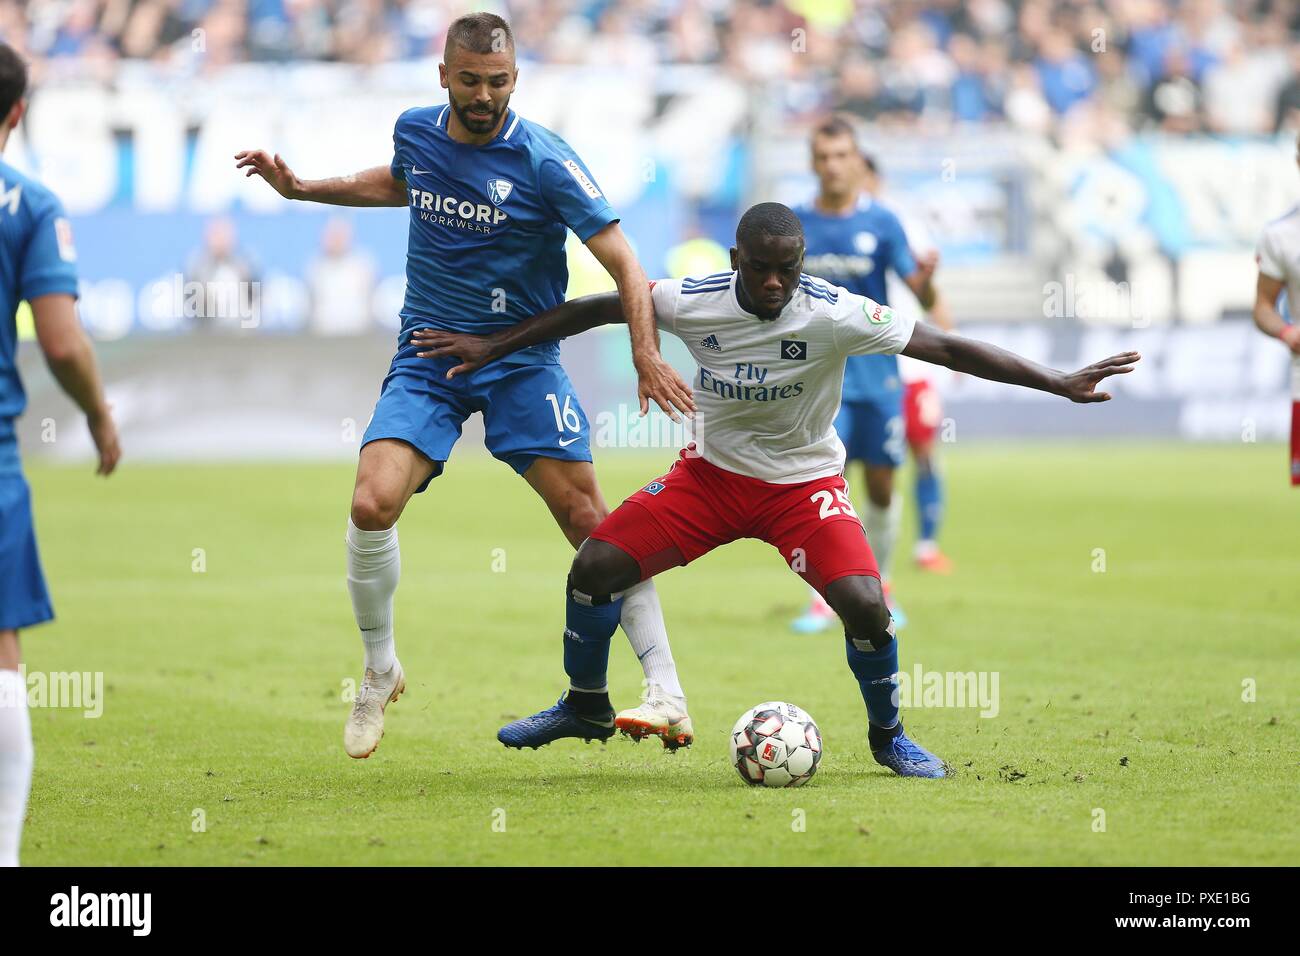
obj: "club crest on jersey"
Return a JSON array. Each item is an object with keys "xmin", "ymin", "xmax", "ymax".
[
  {"xmin": 487, "ymin": 178, "xmax": 514, "ymax": 206},
  {"xmin": 865, "ymin": 302, "xmax": 893, "ymax": 324},
  {"xmin": 781, "ymin": 339, "xmax": 808, "ymax": 360},
  {"xmin": 642, "ymin": 481, "xmax": 666, "ymax": 495},
  {"xmin": 853, "ymin": 231, "xmax": 879, "ymax": 255}
]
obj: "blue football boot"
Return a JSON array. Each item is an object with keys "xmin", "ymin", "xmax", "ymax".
[
  {"xmin": 498, "ymin": 695, "xmax": 616, "ymax": 749},
  {"xmin": 872, "ymin": 726, "xmax": 948, "ymax": 778}
]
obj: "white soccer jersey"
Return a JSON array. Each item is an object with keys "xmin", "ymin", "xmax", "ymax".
[
  {"xmin": 651, "ymin": 271, "xmax": 917, "ymax": 483},
  {"xmin": 1256, "ymin": 205, "xmax": 1300, "ymax": 398}
]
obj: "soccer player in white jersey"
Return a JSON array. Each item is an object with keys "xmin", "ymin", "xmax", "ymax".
[
  {"xmin": 1253, "ymin": 140, "xmax": 1300, "ymax": 486},
  {"xmin": 413, "ymin": 203, "xmax": 1139, "ymax": 773}
]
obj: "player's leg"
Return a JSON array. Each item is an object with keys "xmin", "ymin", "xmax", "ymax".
[
  {"xmin": 0, "ymin": 471, "xmax": 52, "ymax": 866},
  {"xmin": 520, "ymin": 456, "xmax": 691, "ymax": 745},
  {"xmin": 342, "ymin": 363, "xmax": 466, "ymax": 759},
  {"xmin": 496, "ymin": 527, "xmax": 675, "ymax": 750},
  {"xmin": 499, "ymin": 452, "xmax": 732, "ymax": 750},
  {"xmin": 341, "ymin": 439, "xmax": 435, "ymax": 758},
  {"xmin": 860, "ymin": 394, "xmax": 907, "ymax": 626},
  {"xmin": 0, "ymin": 629, "xmax": 30, "ymax": 867},
  {"xmin": 767, "ymin": 487, "xmax": 946, "ymax": 778},
  {"xmin": 905, "ymin": 379, "xmax": 952, "ymax": 573},
  {"xmin": 792, "ymin": 402, "xmax": 858, "ymax": 634},
  {"xmin": 483, "ymin": 361, "xmax": 691, "ymax": 742},
  {"xmin": 1290, "ymin": 397, "xmax": 1299, "ymax": 486},
  {"xmin": 823, "ymin": 573, "xmax": 945, "ymax": 778}
]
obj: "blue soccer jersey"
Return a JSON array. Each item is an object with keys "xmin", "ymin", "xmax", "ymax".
[
  {"xmin": 389, "ymin": 105, "xmax": 617, "ymax": 363},
  {"xmin": 0, "ymin": 158, "xmax": 78, "ymax": 631},
  {"xmin": 0, "ymin": 159, "xmax": 80, "ymax": 462},
  {"xmin": 797, "ymin": 196, "xmax": 916, "ymax": 404}
]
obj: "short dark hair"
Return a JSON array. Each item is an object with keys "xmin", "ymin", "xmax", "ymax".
[
  {"xmin": 861, "ymin": 151, "xmax": 878, "ymax": 174},
  {"xmin": 0, "ymin": 42, "xmax": 28, "ymax": 120},
  {"xmin": 444, "ymin": 13, "xmax": 514, "ymax": 59},
  {"xmin": 736, "ymin": 202, "xmax": 804, "ymax": 248},
  {"xmin": 812, "ymin": 114, "xmax": 859, "ymax": 147}
]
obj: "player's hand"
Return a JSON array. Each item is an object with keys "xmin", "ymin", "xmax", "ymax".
[
  {"xmin": 635, "ymin": 353, "xmax": 695, "ymax": 422},
  {"xmin": 410, "ymin": 329, "xmax": 497, "ymax": 379},
  {"xmin": 234, "ymin": 150, "xmax": 302, "ymax": 200},
  {"xmin": 1281, "ymin": 325, "xmax": 1300, "ymax": 354},
  {"xmin": 87, "ymin": 407, "xmax": 120, "ymax": 476},
  {"xmin": 914, "ymin": 250, "xmax": 940, "ymax": 284},
  {"xmin": 1056, "ymin": 352, "xmax": 1141, "ymax": 403}
]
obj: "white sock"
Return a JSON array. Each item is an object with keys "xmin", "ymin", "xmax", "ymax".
[
  {"xmin": 0, "ymin": 669, "xmax": 33, "ymax": 868},
  {"xmin": 346, "ymin": 518, "xmax": 400, "ymax": 673},
  {"xmin": 865, "ymin": 494, "xmax": 903, "ymax": 581},
  {"xmin": 619, "ymin": 579, "xmax": 685, "ymax": 700}
]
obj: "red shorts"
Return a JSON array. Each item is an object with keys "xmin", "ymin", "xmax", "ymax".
[
  {"xmin": 904, "ymin": 378, "xmax": 943, "ymax": 448},
  {"xmin": 589, "ymin": 448, "xmax": 879, "ymax": 595}
]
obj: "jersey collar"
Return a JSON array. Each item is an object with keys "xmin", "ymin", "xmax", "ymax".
[{"xmin": 438, "ymin": 106, "xmax": 519, "ymax": 144}]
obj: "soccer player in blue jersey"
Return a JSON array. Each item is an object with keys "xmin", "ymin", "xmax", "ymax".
[
  {"xmin": 790, "ymin": 116, "xmax": 941, "ymax": 634},
  {"xmin": 235, "ymin": 14, "xmax": 697, "ymax": 758},
  {"xmin": 0, "ymin": 43, "xmax": 121, "ymax": 866}
]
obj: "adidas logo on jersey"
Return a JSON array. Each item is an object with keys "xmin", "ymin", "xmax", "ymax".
[{"xmin": 700, "ymin": 334, "xmax": 722, "ymax": 351}]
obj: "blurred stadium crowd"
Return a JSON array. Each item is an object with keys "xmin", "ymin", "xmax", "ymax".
[{"xmin": 3, "ymin": 0, "xmax": 1299, "ymax": 133}]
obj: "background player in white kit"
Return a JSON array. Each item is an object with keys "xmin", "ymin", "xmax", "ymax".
[
  {"xmin": 1252, "ymin": 136, "xmax": 1300, "ymax": 486},
  {"xmin": 414, "ymin": 203, "xmax": 1140, "ymax": 772}
]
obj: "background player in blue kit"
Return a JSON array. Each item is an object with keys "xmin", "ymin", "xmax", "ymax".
[
  {"xmin": 235, "ymin": 14, "xmax": 698, "ymax": 758},
  {"xmin": 0, "ymin": 42, "xmax": 121, "ymax": 866},
  {"xmin": 791, "ymin": 116, "xmax": 939, "ymax": 634}
]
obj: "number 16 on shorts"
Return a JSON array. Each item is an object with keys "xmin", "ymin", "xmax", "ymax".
[{"xmin": 545, "ymin": 392, "xmax": 583, "ymax": 447}]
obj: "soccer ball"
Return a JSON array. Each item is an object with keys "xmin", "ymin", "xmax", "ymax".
[{"xmin": 729, "ymin": 701, "xmax": 822, "ymax": 787}]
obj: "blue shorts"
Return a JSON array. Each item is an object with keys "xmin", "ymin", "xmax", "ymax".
[
  {"xmin": 835, "ymin": 397, "xmax": 905, "ymax": 468},
  {"xmin": 0, "ymin": 469, "xmax": 54, "ymax": 632},
  {"xmin": 362, "ymin": 351, "xmax": 592, "ymax": 491}
]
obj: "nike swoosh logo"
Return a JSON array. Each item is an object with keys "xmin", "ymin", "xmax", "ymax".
[
  {"xmin": 410, "ymin": 166, "xmax": 431, "ymax": 176},
  {"xmin": 636, "ymin": 645, "xmax": 655, "ymax": 661},
  {"xmin": 558, "ymin": 436, "xmax": 582, "ymax": 447}
]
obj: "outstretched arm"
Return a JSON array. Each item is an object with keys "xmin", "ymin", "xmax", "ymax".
[
  {"xmin": 234, "ymin": 151, "xmax": 407, "ymax": 207},
  {"xmin": 411, "ymin": 292, "xmax": 626, "ymax": 380},
  {"xmin": 901, "ymin": 322, "xmax": 1140, "ymax": 402}
]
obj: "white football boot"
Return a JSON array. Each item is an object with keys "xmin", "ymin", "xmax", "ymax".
[
  {"xmin": 344, "ymin": 660, "xmax": 405, "ymax": 759},
  {"xmin": 615, "ymin": 682, "xmax": 694, "ymax": 751}
]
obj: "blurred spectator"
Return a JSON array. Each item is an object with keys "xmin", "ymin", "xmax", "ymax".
[
  {"xmin": 1275, "ymin": 43, "xmax": 1300, "ymax": 132},
  {"xmin": 306, "ymin": 218, "xmax": 376, "ymax": 336},
  {"xmin": 1144, "ymin": 48, "xmax": 1203, "ymax": 133},
  {"xmin": 1203, "ymin": 37, "xmax": 1290, "ymax": 134},
  {"xmin": 2, "ymin": 0, "xmax": 1296, "ymax": 136},
  {"xmin": 185, "ymin": 217, "xmax": 260, "ymax": 333}
]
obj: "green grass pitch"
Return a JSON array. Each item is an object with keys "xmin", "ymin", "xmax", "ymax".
[{"xmin": 17, "ymin": 443, "xmax": 1299, "ymax": 865}]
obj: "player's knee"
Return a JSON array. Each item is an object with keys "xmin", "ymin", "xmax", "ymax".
[
  {"xmin": 350, "ymin": 485, "xmax": 402, "ymax": 531},
  {"xmin": 826, "ymin": 576, "xmax": 891, "ymax": 645},
  {"xmin": 571, "ymin": 539, "xmax": 638, "ymax": 597},
  {"xmin": 558, "ymin": 488, "xmax": 607, "ymax": 540}
]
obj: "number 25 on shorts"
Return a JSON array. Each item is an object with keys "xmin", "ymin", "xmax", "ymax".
[{"xmin": 810, "ymin": 487, "xmax": 857, "ymax": 521}]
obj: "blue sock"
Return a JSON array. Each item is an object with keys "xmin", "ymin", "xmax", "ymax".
[
  {"xmin": 915, "ymin": 464, "xmax": 943, "ymax": 543},
  {"xmin": 563, "ymin": 584, "xmax": 623, "ymax": 692},
  {"xmin": 845, "ymin": 635, "xmax": 900, "ymax": 730}
]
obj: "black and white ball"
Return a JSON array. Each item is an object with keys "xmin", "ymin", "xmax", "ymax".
[{"xmin": 729, "ymin": 701, "xmax": 822, "ymax": 787}]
